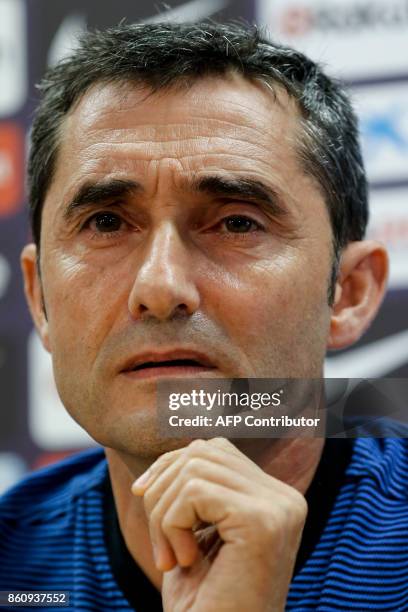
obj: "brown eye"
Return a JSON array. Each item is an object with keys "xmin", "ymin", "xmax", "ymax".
[
  {"xmin": 223, "ymin": 216, "xmax": 260, "ymax": 233},
  {"xmin": 91, "ymin": 212, "xmax": 122, "ymax": 233}
]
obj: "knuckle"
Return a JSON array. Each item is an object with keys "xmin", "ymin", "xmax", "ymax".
[
  {"xmin": 275, "ymin": 496, "xmax": 307, "ymax": 527},
  {"xmin": 289, "ymin": 490, "xmax": 308, "ymax": 521},
  {"xmin": 255, "ymin": 502, "xmax": 304, "ymax": 541},
  {"xmin": 257, "ymin": 509, "xmax": 288, "ymax": 544},
  {"xmin": 183, "ymin": 477, "xmax": 203, "ymax": 497},
  {"xmin": 255, "ymin": 504, "xmax": 274, "ymax": 527},
  {"xmin": 294, "ymin": 502, "xmax": 308, "ymax": 528},
  {"xmin": 210, "ymin": 436, "xmax": 230, "ymax": 448},
  {"xmin": 182, "ymin": 456, "xmax": 205, "ymax": 476},
  {"xmin": 157, "ymin": 450, "xmax": 175, "ymax": 468},
  {"xmin": 298, "ymin": 494, "xmax": 308, "ymax": 517},
  {"xmin": 277, "ymin": 483, "xmax": 308, "ymax": 520},
  {"xmin": 262, "ymin": 515, "xmax": 281, "ymax": 540},
  {"xmin": 187, "ymin": 439, "xmax": 207, "ymax": 455},
  {"xmin": 237, "ymin": 505, "xmax": 277, "ymax": 542}
]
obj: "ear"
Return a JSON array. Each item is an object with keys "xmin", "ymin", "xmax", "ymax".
[
  {"xmin": 327, "ymin": 240, "xmax": 389, "ymax": 351},
  {"xmin": 21, "ymin": 243, "xmax": 51, "ymax": 353}
]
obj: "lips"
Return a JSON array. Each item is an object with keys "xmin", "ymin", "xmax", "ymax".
[
  {"xmin": 121, "ymin": 349, "xmax": 216, "ymax": 373},
  {"xmin": 131, "ymin": 358, "xmax": 204, "ymax": 371}
]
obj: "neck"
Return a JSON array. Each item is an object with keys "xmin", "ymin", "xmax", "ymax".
[{"xmin": 104, "ymin": 436, "xmax": 325, "ymax": 591}]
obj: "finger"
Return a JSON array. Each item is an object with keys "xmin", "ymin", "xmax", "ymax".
[
  {"xmin": 162, "ymin": 479, "xmax": 306, "ymax": 563},
  {"xmin": 146, "ymin": 456, "xmax": 265, "ymax": 570},
  {"xmin": 132, "ymin": 438, "xmax": 243, "ymax": 494},
  {"xmin": 152, "ymin": 531, "xmax": 178, "ymax": 572},
  {"xmin": 157, "ymin": 523, "xmax": 199, "ymax": 570},
  {"xmin": 161, "ymin": 478, "xmax": 241, "ymax": 567},
  {"xmin": 144, "ymin": 453, "xmax": 264, "ymax": 519},
  {"xmin": 131, "ymin": 446, "xmax": 185, "ymax": 494},
  {"xmin": 206, "ymin": 437, "xmax": 245, "ymax": 458},
  {"xmin": 150, "ymin": 456, "xmax": 307, "ymax": 571},
  {"xmin": 133, "ymin": 437, "xmax": 269, "ymax": 497}
]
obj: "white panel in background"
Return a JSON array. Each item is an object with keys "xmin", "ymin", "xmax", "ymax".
[
  {"xmin": 367, "ymin": 187, "xmax": 408, "ymax": 290},
  {"xmin": 143, "ymin": 0, "xmax": 228, "ymax": 23},
  {"xmin": 0, "ymin": 252, "xmax": 11, "ymax": 299},
  {"xmin": 28, "ymin": 330, "xmax": 96, "ymax": 450},
  {"xmin": 257, "ymin": 0, "xmax": 408, "ymax": 80},
  {"xmin": 325, "ymin": 329, "xmax": 408, "ymax": 378},
  {"xmin": 0, "ymin": 0, "xmax": 27, "ymax": 116},
  {"xmin": 47, "ymin": 13, "xmax": 86, "ymax": 67},
  {"xmin": 0, "ymin": 453, "xmax": 27, "ymax": 494},
  {"xmin": 352, "ymin": 82, "xmax": 408, "ymax": 184}
]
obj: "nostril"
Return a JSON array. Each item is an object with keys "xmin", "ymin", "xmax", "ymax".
[{"xmin": 137, "ymin": 302, "xmax": 189, "ymax": 319}]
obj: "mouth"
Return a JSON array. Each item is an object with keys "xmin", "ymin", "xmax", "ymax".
[{"xmin": 121, "ymin": 352, "xmax": 217, "ymax": 380}]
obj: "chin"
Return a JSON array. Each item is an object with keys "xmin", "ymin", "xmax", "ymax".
[{"xmin": 89, "ymin": 413, "xmax": 192, "ymax": 459}]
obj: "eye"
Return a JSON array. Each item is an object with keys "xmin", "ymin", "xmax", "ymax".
[
  {"xmin": 221, "ymin": 215, "xmax": 262, "ymax": 233},
  {"xmin": 87, "ymin": 212, "xmax": 123, "ymax": 233}
]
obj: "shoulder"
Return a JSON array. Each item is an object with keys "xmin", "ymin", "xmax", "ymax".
[
  {"xmin": 348, "ymin": 437, "xmax": 408, "ymax": 500},
  {"xmin": 0, "ymin": 447, "xmax": 107, "ymax": 524}
]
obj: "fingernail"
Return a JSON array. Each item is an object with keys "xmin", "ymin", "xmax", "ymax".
[{"xmin": 131, "ymin": 468, "xmax": 151, "ymax": 493}]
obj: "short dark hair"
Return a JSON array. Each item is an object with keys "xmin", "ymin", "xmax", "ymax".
[{"xmin": 28, "ymin": 21, "xmax": 368, "ymax": 302}]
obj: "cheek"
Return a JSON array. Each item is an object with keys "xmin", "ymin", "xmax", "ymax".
[
  {"xmin": 209, "ymin": 254, "xmax": 304, "ymax": 335},
  {"xmin": 205, "ymin": 251, "xmax": 331, "ymax": 370},
  {"xmin": 42, "ymin": 253, "xmax": 129, "ymax": 358}
]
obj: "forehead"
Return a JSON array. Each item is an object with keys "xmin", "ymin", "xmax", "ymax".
[
  {"xmin": 69, "ymin": 73, "xmax": 299, "ymax": 136},
  {"xmin": 53, "ymin": 74, "xmax": 302, "ymax": 181}
]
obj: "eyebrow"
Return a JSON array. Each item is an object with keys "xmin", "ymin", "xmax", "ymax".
[
  {"xmin": 62, "ymin": 174, "xmax": 289, "ymax": 221},
  {"xmin": 63, "ymin": 179, "xmax": 142, "ymax": 221},
  {"xmin": 191, "ymin": 175, "xmax": 289, "ymax": 219}
]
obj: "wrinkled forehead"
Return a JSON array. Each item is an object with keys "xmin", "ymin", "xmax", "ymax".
[{"xmin": 58, "ymin": 74, "xmax": 302, "ymax": 162}]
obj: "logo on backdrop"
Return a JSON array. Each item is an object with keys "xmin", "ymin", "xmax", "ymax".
[
  {"xmin": 353, "ymin": 82, "xmax": 408, "ymax": 184},
  {"xmin": 279, "ymin": 1, "xmax": 408, "ymax": 37},
  {"xmin": 361, "ymin": 107, "xmax": 408, "ymax": 158},
  {"xmin": 258, "ymin": 0, "xmax": 408, "ymax": 80},
  {"xmin": 0, "ymin": 122, "xmax": 24, "ymax": 216}
]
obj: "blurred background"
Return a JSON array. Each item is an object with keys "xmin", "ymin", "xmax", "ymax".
[{"xmin": 0, "ymin": 0, "xmax": 407, "ymax": 490}]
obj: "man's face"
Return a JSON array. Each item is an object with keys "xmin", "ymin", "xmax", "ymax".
[{"xmin": 31, "ymin": 75, "xmax": 333, "ymax": 456}]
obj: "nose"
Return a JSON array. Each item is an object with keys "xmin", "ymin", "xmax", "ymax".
[{"xmin": 128, "ymin": 222, "xmax": 200, "ymax": 321}]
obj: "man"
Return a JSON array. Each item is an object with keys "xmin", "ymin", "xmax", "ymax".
[{"xmin": 0, "ymin": 21, "xmax": 406, "ymax": 611}]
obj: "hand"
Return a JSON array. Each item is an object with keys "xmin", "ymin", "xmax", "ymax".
[{"xmin": 132, "ymin": 438, "xmax": 307, "ymax": 612}]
